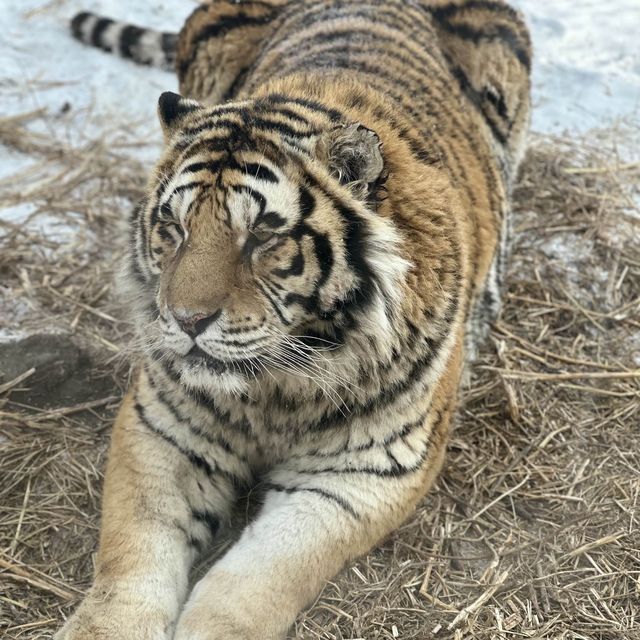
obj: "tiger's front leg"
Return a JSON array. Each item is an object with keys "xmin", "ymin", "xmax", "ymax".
[
  {"xmin": 174, "ymin": 408, "xmax": 451, "ymax": 640},
  {"xmin": 56, "ymin": 370, "xmax": 243, "ymax": 640}
]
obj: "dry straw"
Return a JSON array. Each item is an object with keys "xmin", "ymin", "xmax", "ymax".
[{"xmin": 0, "ymin": 107, "xmax": 639, "ymax": 639}]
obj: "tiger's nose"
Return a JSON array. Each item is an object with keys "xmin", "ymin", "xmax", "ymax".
[{"xmin": 172, "ymin": 308, "xmax": 222, "ymax": 338}]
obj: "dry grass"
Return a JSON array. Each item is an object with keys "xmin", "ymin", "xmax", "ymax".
[{"xmin": 0, "ymin": 108, "xmax": 639, "ymax": 640}]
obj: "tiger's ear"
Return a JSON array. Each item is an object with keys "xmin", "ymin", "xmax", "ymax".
[
  {"xmin": 316, "ymin": 123, "xmax": 385, "ymax": 201},
  {"xmin": 157, "ymin": 92, "xmax": 201, "ymax": 139}
]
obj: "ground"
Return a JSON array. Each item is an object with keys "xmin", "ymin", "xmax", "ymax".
[{"xmin": 1, "ymin": 2, "xmax": 639, "ymax": 639}]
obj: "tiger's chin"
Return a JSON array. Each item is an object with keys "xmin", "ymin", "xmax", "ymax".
[
  {"xmin": 171, "ymin": 346, "xmax": 259, "ymax": 396},
  {"xmin": 176, "ymin": 359, "xmax": 252, "ymax": 396}
]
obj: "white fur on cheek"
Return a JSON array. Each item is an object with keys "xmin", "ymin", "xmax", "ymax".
[{"xmin": 352, "ymin": 209, "xmax": 412, "ymax": 353}]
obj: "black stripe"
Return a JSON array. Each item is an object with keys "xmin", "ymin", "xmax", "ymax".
[
  {"xmin": 485, "ymin": 85, "xmax": 509, "ymax": 121},
  {"xmin": 432, "ymin": 12, "xmax": 531, "ymax": 71},
  {"xmin": 265, "ymin": 483, "xmax": 359, "ymax": 519},
  {"xmin": 191, "ymin": 509, "xmax": 220, "ymax": 538},
  {"xmin": 161, "ymin": 32, "xmax": 178, "ymax": 56},
  {"xmin": 91, "ymin": 17, "xmax": 115, "ymax": 49},
  {"xmin": 312, "ymin": 232, "xmax": 334, "ymax": 287},
  {"xmin": 70, "ymin": 12, "xmax": 92, "ymax": 40},
  {"xmin": 250, "ymin": 117, "xmax": 323, "ymax": 140},
  {"xmin": 221, "ymin": 66, "xmax": 250, "ymax": 101},
  {"xmin": 241, "ymin": 162, "xmax": 279, "ymax": 183},
  {"xmin": 134, "ymin": 401, "xmax": 214, "ymax": 476},
  {"xmin": 447, "ymin": 63, "xmax": 508, "ymax": 146},
  {"xmin": 302, "ymin": 173, "xmax": 374, "ymax": 316},
  {"xmin": 182, "ymin": 159, "xmax": 223, "ymax": 174},
  {"xmin": 431, "ymin": 1, "xmax": 524, "ymax": 23},
  {"xmin": 257, "ymin": 280, "xmax": 291, "ymax": 326},
  {"xmin": 189, "ymin": 9, "xmax": 279, "ymax": 50},
  {"xmin": 231, "ymin": 184, "xmax": 267, "ymax": 214},
  {"xmin": 356, "ymin": 415, "xmax": 427, "ymax": 452},
  {"xmin": 119, "ymin": 24, "xmax": 144, "ymax": 59},
  {"xmin": 298, "ymin": 185, "xmax": 315, "ymax": 218},
  {"xmin": 259, "ymin": 105, "xmax": 312, "ymax": 126},
  {"xmin": 223, "ymin": 322, "xmax": 264, "ymax": 336},
  {"xmin": 128, "ymin": 251, "xmax": 147, "ymax": 286},
  {"xmin": 206, "ymin": 334, "xmax": 270, "ymax": 349},
  {"xmin": 256, "ymin": 210, "xmax": 287, "ymax": 229},
  {"xmin": 179, "ymin": 8, "xmax": 280, "ymax": 77},
  {"xmin": 178, "ymin": 113, "xmax": 248, "ymax": 140},
  {"xmin": 188, "ymin": 536, "xmax": 204, "ymax": 552},
  {"xmin": 264, "ymin": 94, "xmax": 344, "ymax": 122},
  {"xmin": 272, "ymin": 249, "xmax": 304, "ymax": 278},
  {"xmin": 172, "ymin": 181, "xmax": 206, "ymax": 195}
]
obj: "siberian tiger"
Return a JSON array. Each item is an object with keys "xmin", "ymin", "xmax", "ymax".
[{"xmin": 58, "ymin": 1, "xmax": 531, "ymax": 639}]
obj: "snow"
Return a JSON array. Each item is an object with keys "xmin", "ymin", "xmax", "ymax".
[
  {"xmin": 0, "ymin": 2, "xmax": 185, "ymax": 251},
  {"xmin": 512, "ymin": 0, "xmax": 640, "ymax": 138},
  {"xmin": 1, "ymin": 1, "xmax": 192, "ymax": 163}
]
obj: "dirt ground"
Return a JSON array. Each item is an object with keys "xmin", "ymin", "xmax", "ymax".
[{"xmin": 1, "ymin": 107, "xmax": 639, "ymax": 639}]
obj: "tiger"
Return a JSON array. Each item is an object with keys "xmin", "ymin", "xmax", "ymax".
[{"xmin": 57, "ymin": 2, "xmax": 531, "ymax": 639}]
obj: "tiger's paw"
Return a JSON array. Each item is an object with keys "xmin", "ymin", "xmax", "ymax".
[
  {"xmin": 173, "ymin": 616, "xmax": 256, "ymax": 640},
  {"xmin": 55, "ymin": 590, "xmax": 173, "ymax": 640},
  {"xmin": 174, "ymin": 597, "xmax": 282, "ymax": 640}
]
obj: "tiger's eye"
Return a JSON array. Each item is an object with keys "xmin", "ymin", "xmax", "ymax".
[{"xmin": 251, "ymin": 228, "xmax": 275, "ymax": 244}]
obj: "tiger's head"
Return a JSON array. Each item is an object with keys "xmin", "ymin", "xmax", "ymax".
[{"xmin": 126, "ymin": 92, "xmax": 410, "ymax": 394}]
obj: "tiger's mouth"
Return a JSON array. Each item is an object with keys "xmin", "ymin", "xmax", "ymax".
[{"xmin": 181, "ymin": 344, "xmax": 263, "ymax": 376}]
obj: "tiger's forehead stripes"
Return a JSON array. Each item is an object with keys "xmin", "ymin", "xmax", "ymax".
[
  {"xmin": 223, "ymin": 176, "xmax": 298, "ymax": 234},
  {"xmin": 170, "ymin": 99, "xmax": 340, "ymax": 153}
]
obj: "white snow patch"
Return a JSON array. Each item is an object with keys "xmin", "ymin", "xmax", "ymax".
[
  {"xmin": 0, "ymin": 1, "xmax": 193, "ymax": 179},
  {"xmin": 512, "ymin": 0, "xmax": 640, "ymax": 142},
  {"xmin": 535, "ymin": 234, "xmax": 610, "ymax": 307}
]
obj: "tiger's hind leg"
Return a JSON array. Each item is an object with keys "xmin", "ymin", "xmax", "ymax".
[
  {"xmin": 464, "ymin": 206, "xmax": 510, "ymax": 377},
  {"xmin": 177, "ymin": 0, "xmax": 290, "ymax": 104},
  {"xmin": 465, "ymin": 249, "xmax": 502, "ymax": 366},
  {"xmin": 422, "ymin": 0, "xmax": 532, "ymax": 182}
]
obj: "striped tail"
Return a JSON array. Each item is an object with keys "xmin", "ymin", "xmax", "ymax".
[{"xmin": 70, "ymin": 12, "xmax": 178, "ymax": 71}]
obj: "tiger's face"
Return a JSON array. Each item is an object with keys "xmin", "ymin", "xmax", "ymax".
[{"xmin": 127, "ymin": 93, "xmax": 409, "ymax": 393}]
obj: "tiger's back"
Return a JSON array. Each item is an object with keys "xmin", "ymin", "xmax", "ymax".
[{"xmin": 59, "ymin": 3, "xmax": 531, "ymax": 640}]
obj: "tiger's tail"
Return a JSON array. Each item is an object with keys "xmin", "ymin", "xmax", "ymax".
[{"xmin": 70, "ymin": 12, "xmax": 178, "ymax": 71}]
